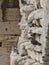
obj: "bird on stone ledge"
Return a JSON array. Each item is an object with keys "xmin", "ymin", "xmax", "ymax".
[{"xmin": 29, "ymin": 37, "xmax": 41, "ymax": 46}]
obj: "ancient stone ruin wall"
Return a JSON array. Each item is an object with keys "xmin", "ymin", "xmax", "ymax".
[
  {"xmin": 10, "ymin": 0, "xmax": 49, "ymax": 65},
  {"xmin": 0, "ymin": 0, "xmax": 20, "ymax": 65}
]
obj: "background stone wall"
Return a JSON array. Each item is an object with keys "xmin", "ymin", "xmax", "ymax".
[{"xmin": 0, "ymin": 0, "xmax": 21, "ymax": 65}]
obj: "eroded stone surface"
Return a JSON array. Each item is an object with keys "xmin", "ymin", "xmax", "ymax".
[{"xmin": 10, "ymin": 0, "xmax": 49, "ymax": 65}]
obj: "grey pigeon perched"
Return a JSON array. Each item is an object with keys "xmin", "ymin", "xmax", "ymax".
[
  {"xmin": 21, "ymin": 0, "xmax": 27, "ymax": 4},
  {"xmin": 30, "ymin": 37, "xmax": 41, "ymax": 46},
  {"xmin": 28, "ymin": 22, "xmax": 33, "ymax": 27},
  {"xmin": 12, "ymin": 46, "xmax": 19, "ymax": 54}
]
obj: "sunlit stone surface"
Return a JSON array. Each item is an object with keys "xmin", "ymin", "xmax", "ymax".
[{"xmin": 10, "ymin": 0, "xmax": 49, "ymax": 65}]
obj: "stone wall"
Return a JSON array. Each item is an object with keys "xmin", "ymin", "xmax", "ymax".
[{"xmin": 0, "ymin": 0, "xmax": 21, "ymax": 65}]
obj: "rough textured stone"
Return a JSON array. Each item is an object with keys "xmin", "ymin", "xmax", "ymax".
[
  {"xmin": 0, "ymin": 0, "xmax": 49, "ymax": 65},
  {"xmin": 0, "ymin": 22, "xmax": 21, "ymax": 35},
  {"xmin": 0, "ymin": 0, "xmax": 20, "ymax": 65},
  {"xmin": 10, "ymin": 0, "xmax": 49, "ymax": 65},
  {"xmin": 6, "ymin": 8, "xmax": 20, "ymax": 21}
]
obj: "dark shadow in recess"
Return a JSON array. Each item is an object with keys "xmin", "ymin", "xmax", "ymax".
[
  {"xmin": 0, "ymin": 42, "xmax": 2, "ymax": 47},
  {"xmin": 1, "ymin": 0, "xmax": 9, "ymax": 22}
]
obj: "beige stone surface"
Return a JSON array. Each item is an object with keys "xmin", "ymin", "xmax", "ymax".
[
  {"xmin": 6, "ymin": 8, "xmax": 20, "ymax": 21},
  {"xmin": 10, "ymin": 0, "xmax": 49, "ymax": 65},
  {"xmin": 0, "ymin": 0, "xmax": 49, "ymax": 65},
  {"xmin": 0, "ymin": 48, "xmax": 10, "ymax": 65},
  {"xmin": 0, "ymin": 22, "xmax": 21, "ymax": 35}
]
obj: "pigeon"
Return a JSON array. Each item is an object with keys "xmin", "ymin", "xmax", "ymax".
[
  {"xmin": 12, "ymin": 46, "xmax": 19, "ymax": 54},
  {"xmin": 21, "ymin": 0, "xmax": 27, "ymax": 4},
  {"xmin": 28, "ymin": 22, "xmax": 33, "ymax": 27},
  {"xmin": 30, "ymin": 37, "xmax": 41, "ymax": 46}
]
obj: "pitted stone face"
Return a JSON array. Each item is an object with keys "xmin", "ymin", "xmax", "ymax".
[{"xmin": 10, "ymin": 0, "xmax": 49, "ymax": 65}]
